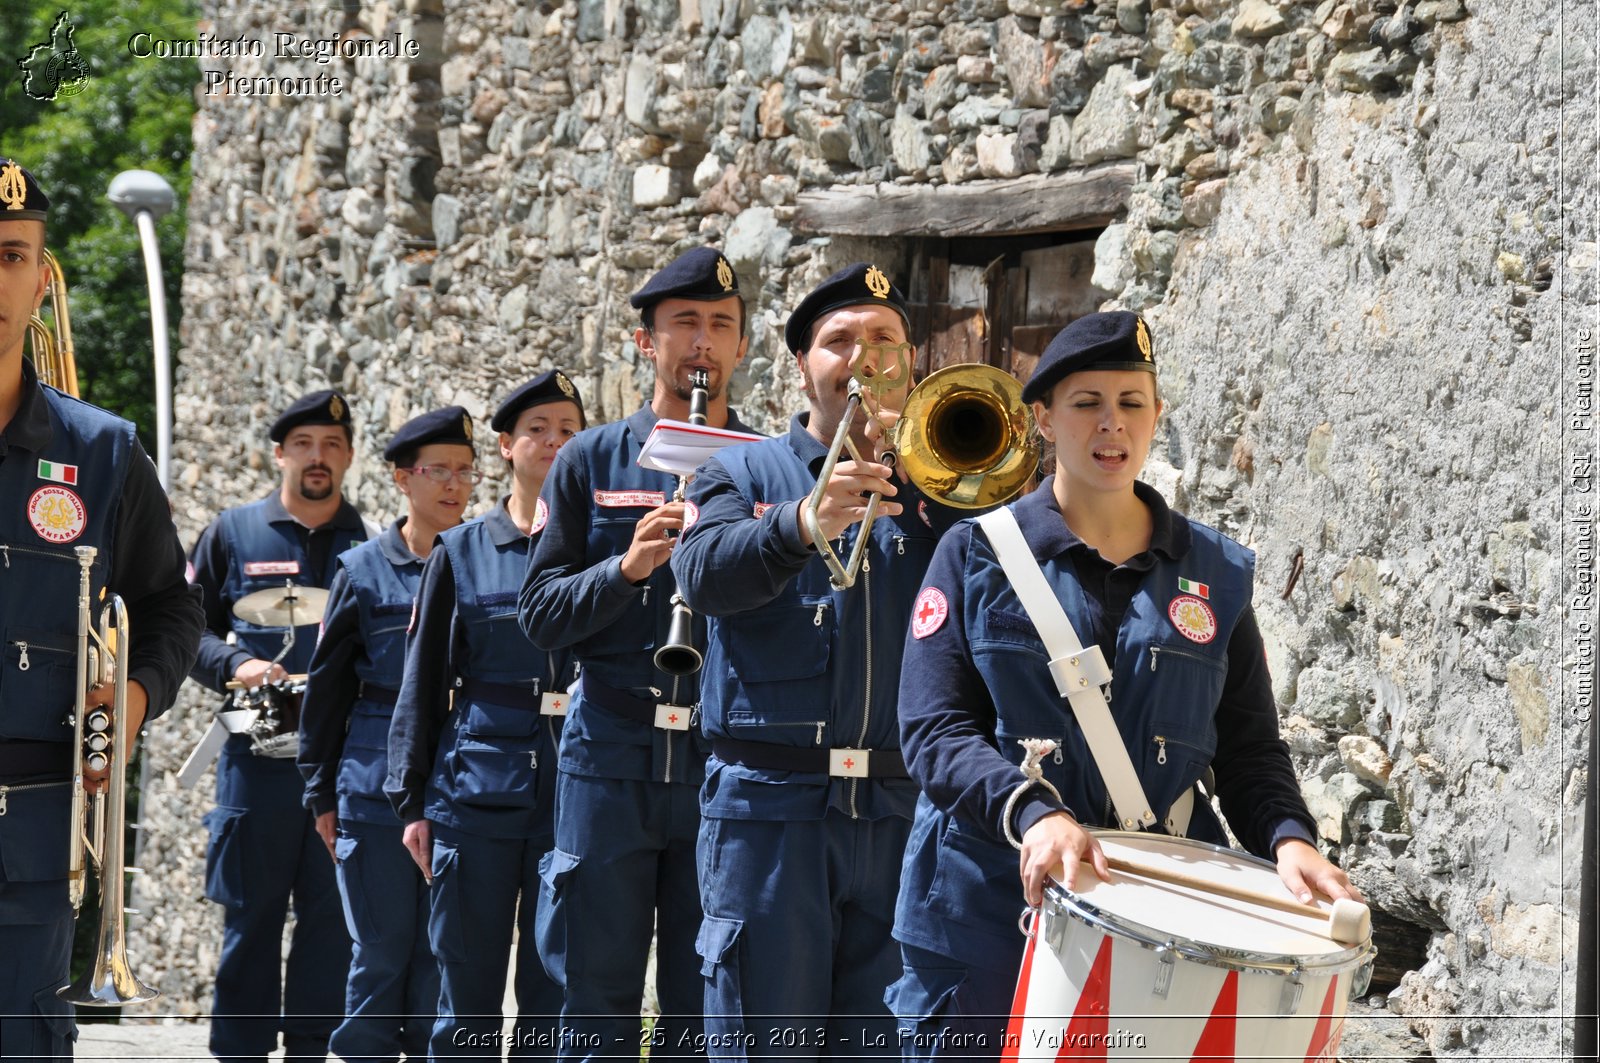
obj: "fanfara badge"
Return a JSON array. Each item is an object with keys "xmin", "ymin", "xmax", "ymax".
[
  {"xmin": 1135, "ymin": 317, "xmax": 1153, "ymax": 362},
  {"xmin": 864, "ymin": 265, "xmax": 892, "ymax": 300},
  {"xmin": 556, "ymin": 372, "xmax": 576, "ymax": 398},
  {"xmin": 329, "ymin": 394, "xmax": 345, "ymax": 421},
  {"xmin": 0, "ymin": 162, "xmax": 28, "ymax": 211},
  {"xmin": 461, "ymin": 412, "xmax": 474, "ymax": 443},
  {"xmin": 716, "ymin": 256, "xmax": 735, "ymax": 292}
]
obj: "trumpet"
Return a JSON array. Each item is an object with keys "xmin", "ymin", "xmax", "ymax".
[
  {"xmin": 654, "ymin": 369, "xmax": 710, "ymax": 677},
  {"xmin": 60, "ymin": 545, "xmax": 159, "ymax": 1006},
  {"xmin": 802, "ymin": 353, "xmax": 1038, "ymax": 589}
]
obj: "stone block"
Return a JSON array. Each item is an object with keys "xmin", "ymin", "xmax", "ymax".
[
  {"xmin": 625, "ymin": 54, "xmax": 658, "ymax": 130},
  {"xmin": 997, "ymin": 17, "xmax": 1053, "ymax": 107},
  {"xmin": 976, "ymin": 131, "xmax": 1022, "ymax": 177},
  {"xmin": 432, "ymin": 193, "xmax": 464, "ymax": 249},
  {"xmin": 892, "ymin": 107, "xmax": 937, "ymax": 171},
  {"xmin": 1182, "ymin": 177, "xmax": 1228, "ymax": 226},
  {"xmin": 1068, "ymin": 65, "xmax": 1140, "ymax": 164},
  {"xmin": 1232, "ymin": 0, "xmax": 1287, "ymax": 37},
  {"xmin": 923, "ymin": 65, "xmax": 962, "ymax": 114},
  {"xmin": 724, "ymin": 205, "xmax": 792, "ymax": 272},
  {"xmin": 1339, "ymin": 734, "xmax": 1395, "ymax": 787},
  {"xmin": 957, "ymin": 55, "xmax": 997, "ymax": 84},
  {"xmin": 1049, "ymin": 49, "xmax": 1092, "ymax": 114},
  {"xmin": 949, "ymin": 93, "xmax": 1008, "ymax": 131},
  {"xmin": 1116, "ymin": 0, "xmax": 1147, "ymax": 34},
  {"xmin": 741, "ymin": 13, "xmax": 794, "ymax": 81},
  {"xmin": 1039, "ymin": 113, "xmax": 1073, "ymax": 170},
  {"xmin": 632, "ymin": 164, "xmax": 680, "ymax": 208},
  {"xmin": 1091, "ymin": 223, "xmax": 1133, "ymax": 294}
]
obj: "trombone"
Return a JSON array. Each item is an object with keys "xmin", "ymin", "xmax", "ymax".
[
  {"xmin": 61, "ymin": 546, "xmax": 159, "ymax": 1006},
  {"xmin": 802, "ymin": 346, "xmax": 1038, "ymax": 589}
]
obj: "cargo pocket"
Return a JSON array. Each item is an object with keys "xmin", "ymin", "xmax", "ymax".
[
  {"xmin": 202, "ymin": 805, "xmax": 248, "ymax": 910},
  {"xmin": 32, "ymin": 983, "xmax": 77, "ymax": 1052},
  {"xmin": 535, "ymin": 848, "xmax": 581, "ymax": 987},
  {"xmin": 334, "ymin": 833, "xmax": 380, "ymax": 944},
  {"xmin": 427, "ymin": 841, "xmax": 466, "ymax": 963},
  {"xmin": 884, "ymin": 965, "xmax": 967, "ymax": 1056},
  {"xmin": 696, "ymin": 916, "xmax": 745, "ymax": 1018}
]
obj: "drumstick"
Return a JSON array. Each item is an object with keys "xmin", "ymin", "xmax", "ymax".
[{"xmin": 1092, "ymin": 855, "xmax": 1372, "ymax": 945}]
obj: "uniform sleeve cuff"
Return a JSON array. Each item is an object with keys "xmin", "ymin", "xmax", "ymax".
[
  {"xmin": 308, "ymin": 794, "xmax": 336, "ymax": 818},
  {"xmin": 1012, "ymin": 792, "xmax": 1071, "ymax": 839},
  {"xmin": 776, "ymin": 501, "xmax": 817, "ymax": 560},
  {"xmin": 1268, "ymin": 817, "xmax": 1318, "ymax": 852},
  {"xmin": 603, "ymin": 555, "xmax": 640, "ymax": 595}
]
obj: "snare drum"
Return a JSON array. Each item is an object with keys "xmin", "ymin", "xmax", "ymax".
[{"xmin": 1002, "ymin": 833, "xmax": 1374, "ymax": 1063}]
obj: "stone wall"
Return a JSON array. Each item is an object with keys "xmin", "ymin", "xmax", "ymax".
[{"xmin": 133, "ymin": 0, "xmax": 1594, "ymax": 1052}]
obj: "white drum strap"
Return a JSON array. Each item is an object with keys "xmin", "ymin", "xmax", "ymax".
[{"xmin": 977, "ymin": 508, "xmax": 1158, "ymax": 832}]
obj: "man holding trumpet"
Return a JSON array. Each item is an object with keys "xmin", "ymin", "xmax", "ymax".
[
  {"xmin": 0, "ymin": 158, "xmax": 203, "ymax": 1058},
  {"xmin": 672, "ymin": 263, "xmax": 966, "ymax": 1057}
]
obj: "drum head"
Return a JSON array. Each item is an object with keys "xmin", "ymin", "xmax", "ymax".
[{"xmin": 1053, "ymin": 832, "xmax": 1360, "ymax": 965}]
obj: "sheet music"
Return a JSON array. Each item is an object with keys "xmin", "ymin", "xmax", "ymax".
[{"xmin": 637, "ymin": 419, "xmax": 764, "ymax": 477}]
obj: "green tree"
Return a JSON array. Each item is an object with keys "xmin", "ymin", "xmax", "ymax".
[{"xmin": 2, "ymin": 1, "xmax": 199, "ymax": 448}]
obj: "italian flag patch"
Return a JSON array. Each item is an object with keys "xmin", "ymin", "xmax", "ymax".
[
  {"xmin": 1177, "ymin": 576, "xmax": 1210, "ymax": 599},
  {"xmin": 38, "ymin": 460, "xmax": 79, "ymax": 485}
]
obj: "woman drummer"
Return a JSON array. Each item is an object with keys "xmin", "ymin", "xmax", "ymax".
[
  {"xmin": 385, "ymin": 370, "xmax": 585, "ymax": 1060},
  {"xmin": 887, "ymin": 312, "xmax": 1360, "ymax": 1060}
]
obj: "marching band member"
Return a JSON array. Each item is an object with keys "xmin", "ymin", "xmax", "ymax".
[
  {"xmin": 298, "ymin": 406, "xmax": 477, "ymax": 1061},
  {"xmin": 888, "ymin": 312, "xmax": 1360, "ymax": 1060},
  {"xmin": 189, "ymin": 388, "xmax": 372, "ymax": 1063},
  {"xmin": 520, "ymin": 247, "xmax": 755, "ymax": 1061},
  {"xmin": 671, "ymin": 263, "xmax": 962, "ymax": 1058},
  {"xmin": 0, "ymin": 158, "xmax": 203, "ymax": 1060},
  {"xmin": 385, "ymin": 372, "xmax": 584, "ymax": 1060}
]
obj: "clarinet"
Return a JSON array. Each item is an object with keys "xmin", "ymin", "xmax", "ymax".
[{"xmin": 654, "ymin": 369, "xmax": 708, "ymax": 676}]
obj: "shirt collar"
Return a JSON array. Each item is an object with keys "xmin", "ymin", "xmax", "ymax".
[
  {"xmin": 1, "ymin": 359, "xmax": 54, "ymax": 456},
  {"xmin": 482, "ymin": 497, "xmax": 526, "ymax": 547},
  {"xmin": 629, "ymin": 402, "xmax": 759, "ymax": 447},
  {"xmin": 786, "ymin": 412, "xmax": 829, "ymax": 471},
  {"xmin": 378, "ymin": 518, "xmax": 424, "ymax": 566},
  {"xmin": 261, "ymin": 490, "xmax": 367, "ymax": 532},
  {"xmin": 1012, "ymin": 477, "xmax": 1190, "ymax": 564}
]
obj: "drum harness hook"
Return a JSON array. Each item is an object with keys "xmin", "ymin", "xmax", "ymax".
[{"xmin": 1008, "ymin": 738, "xmax": 1067, "ymax": 941}]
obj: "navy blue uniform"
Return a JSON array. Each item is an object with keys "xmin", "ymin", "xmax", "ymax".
[
  {"xmin": 520, "ymin": 406, "xmax": 757, "ymax": 1062},
  {"xmin": 888, "ymin": 480, "xmax": 1317, "ymax": 1059},
  {"xmin": 189, "ymin": 492, "xmax": 370, "ymax": 1062},
  {"xmin": 0, "ymin": 364, "xmax": 203, "ymax": 1059},
  {"xmin": 298, "ymin": 519, "xmax": 436, "ymax": 1061},
  {"xmin": 670, "ymin": 414, "xmax": 960, "ymax": 1059},
  {"xmin": 386, "ymin": 499, "xmax": 571, "ymax": 1060}
]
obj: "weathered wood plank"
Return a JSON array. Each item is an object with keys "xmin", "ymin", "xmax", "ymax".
[{"xmin": 793, "ymin": 164, "xmax": 1137, "ymax": 238}]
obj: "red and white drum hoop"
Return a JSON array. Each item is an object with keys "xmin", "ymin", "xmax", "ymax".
[{"xmin": 1003, "ymin": 832, "xmax": 1375, "ymax": 1063}]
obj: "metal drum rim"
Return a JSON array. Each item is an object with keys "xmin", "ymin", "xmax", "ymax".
[{"xmin": 1042, "ymin": 831, "xmax": 1374, "ymax": 977}]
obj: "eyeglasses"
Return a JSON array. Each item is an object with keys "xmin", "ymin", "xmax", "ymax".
[{"xmin": 402, "ymin": 466, "xmax": 484, "ymax": 485}]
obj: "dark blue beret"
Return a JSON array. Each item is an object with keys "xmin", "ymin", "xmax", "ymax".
[
  {"xmin": 1020, "ymin": 311, "xmax": 1156, "ymax": 404},
  {"xmin": 629, "ymin": 246, "xmax": 740, "ymax": 310},
  {"xmin": 490, "ymin": 370, "xmax": 585, "ymax": 432},
  {"xmin": 270, "ymin": 389, "xmax": 354, "ymax": 442},
  {"xmin": 784, "ymin": 263, "xmax": 911, "ymax": 354},
  {"xmin": 0, "ymin": 158, "xmax": 48, "ymax": 221},
  {"xmin": 383, "ymin": 405, "xmax": 475, "ymax": 462}
]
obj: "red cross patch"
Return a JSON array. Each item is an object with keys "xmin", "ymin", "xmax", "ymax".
[
  {"xmin": 531, "ymin": 497, "xmax": 549, "ymax": 535},
  {"xmin": 683, "ymin": 500, "xmax": 700, "ymax": 529},
  {"xmin": 911, "ymin": 587, "xmax": 949, "ymax": 639}
]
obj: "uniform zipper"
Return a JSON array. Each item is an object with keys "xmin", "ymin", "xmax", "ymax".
[
  {"xmin": 1155, "ymin": 736, "xmax": 1168, "ymax": 765},
  {"xmin": 852, "ymin": 557, "xmax": 873, "ymax": 820},
  {"xmin": 1149, "ymin": 645, "xmax": 1220, "ymax": 672},
  {"xmin": 12, "ymin": 641, "xmax": 29, "ymax": 671},
  {"xmin": 0, "ymin": 779, "xmax": 68, "ymax": 816}
]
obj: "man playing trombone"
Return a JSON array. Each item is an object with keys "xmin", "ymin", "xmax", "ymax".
[
  {"xmin": 0, "ymin": 158, "xmax": 203, "ymax": 1058},
  {"xmin": 671, "ymin": 263, "xmax": 974, "ymax": 1058}
]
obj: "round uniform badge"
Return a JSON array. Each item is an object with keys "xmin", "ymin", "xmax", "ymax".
[
  {"xmin": 531, "ymin": 497, "xmax": 549, "ymax": 535},
  {"xmin": 911, "ymin": 587, "xmax": 949, "ymax": 639},
  {"xmin": 683, "ymin": 500, "xmax": 700, "ymax": 529},
  {"xmin": 1168, "ymin": 595, "xmax": 1217, "ymax": 644},
  {"xmin": 28, "ymin": 485, "xmax": 87, "ymax": 544}
]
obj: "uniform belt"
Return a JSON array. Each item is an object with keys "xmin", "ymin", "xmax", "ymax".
[
  {"xmin": 580, "ymin": 675, "xmax": 693, "ymax": 729},
  {"xmin": 458, "ymin": 678, "xmax": 540, "ymax": 708},
  {"xmin": 0, "ymin": 739, "xmax": 73, "ymax": 781},
  {"xmin": 711, "ymin": 738, "xmax": 907, "ymax": 779},
  {"xmin": 358, "ymin": 682, "xmax": 399, "ymax": 707}
]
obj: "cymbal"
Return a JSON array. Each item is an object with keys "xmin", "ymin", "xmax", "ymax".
[{"xmin": 231, "ymin": 585, "xmax": 330, "ymax": 628}]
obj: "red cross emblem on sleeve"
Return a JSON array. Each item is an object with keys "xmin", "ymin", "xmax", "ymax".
[{"xmin": 911, "ymin": 587, "xmax": 949, "ymax": 639}]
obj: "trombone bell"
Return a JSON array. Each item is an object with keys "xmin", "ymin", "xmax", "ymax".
[{"xmin": 895, "ymin": 363, "xmax": 1038, "ymax": 510}]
